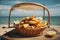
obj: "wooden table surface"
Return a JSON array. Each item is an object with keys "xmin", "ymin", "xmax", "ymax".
[{"xmin": 2, "ymin": 27, "xmax": 60, "ymax": 40}]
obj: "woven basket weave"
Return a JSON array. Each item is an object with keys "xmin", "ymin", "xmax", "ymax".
[
  {"xmin": 8, "ymin": 2, "xmax": 50, "ymax": 36},
  {"xmin": 14, "ymin": 24, "xmax": 47, "ymax": 36}
]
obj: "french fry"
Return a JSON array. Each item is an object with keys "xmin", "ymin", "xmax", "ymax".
[
  {"xmin": 19, "ymin": 25, "xmax": 24, "ymax": 29},
  {"xmin": 32, "ymin": 18, "xmax": 40, "ymax": 23},
  {"xmin": 22, "ymin": 18, "xmax": 26, "ymax": 21},
  {"xmin": 29, "ymin": 20, "xmax": 38, "ymax": 25},
  {"xmin": 20, "ymin": 21, "xmax": 24, "ymax": 25},
  {"xmin": 29, "ymin": 15, "xmax": 35, "ymax": 20},
  {"xmin": 23, "ymin": 24, "xmax": 29, "ymax": 28}
]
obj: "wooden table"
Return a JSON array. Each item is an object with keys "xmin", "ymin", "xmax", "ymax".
[{"xmin": 2, "ymin": 27, "xmax": 60, "ymax": 40}]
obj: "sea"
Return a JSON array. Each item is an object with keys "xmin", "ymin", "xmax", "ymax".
[{"xmin": 0, "ymin": 16, "xmax": 60, "ymax": 26}]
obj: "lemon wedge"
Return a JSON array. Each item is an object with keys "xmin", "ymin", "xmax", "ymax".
[
  {"xmin": 14, "ymin": 20, "xmax": 20, "ymax": 24},
  {"xmin": 47, "ymin": 31, "xmax": 56, "ymax": 36},
  {"xmin": 40, "ymin": 20, "xmax": 47, "ymax": 27}
]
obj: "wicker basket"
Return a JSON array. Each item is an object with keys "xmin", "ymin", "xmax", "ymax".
[
  {"xmin": 8, "ymin": 2, "xmax": 50, "ymax": 36},
  {"xmin": 14, "ymin": 23, "xmax": 47, "ymax": 36}
]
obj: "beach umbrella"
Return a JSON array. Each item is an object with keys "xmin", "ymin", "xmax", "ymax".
[{"xmin": 8, "ymin": 2, "xmax": 50, "ymax": 28}]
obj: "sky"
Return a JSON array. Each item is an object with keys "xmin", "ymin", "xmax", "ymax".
[{"xmin": 0, "ymin": 0, "xmax": 60, "ymax": 16}]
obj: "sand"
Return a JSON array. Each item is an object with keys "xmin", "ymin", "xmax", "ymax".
[{"xmin": 0, "ymin": 27, "xmax": 14, "ymax": 36}]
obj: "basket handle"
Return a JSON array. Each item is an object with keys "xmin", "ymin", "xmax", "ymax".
[{"xmin": 8, "ymin": 3, "xmax": 50, "ymax": 28}]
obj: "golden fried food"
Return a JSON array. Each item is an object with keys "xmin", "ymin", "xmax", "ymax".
[
  {"xmin": 20, "ymin": 21, "xmax": 24, "ymax": 25},
  {"xmin": 23, "ymin": 24, "xmax": 29, "ymax": 28},
  {"xmin": 19, "ymin": 25, "xmax": 24, "ymax": 29},
  {"xmin": 25, "ymin": 20, "xmax": 29, "ymax": 23},
  {"xmin": 27, "ymin": 26, "xmax": 34, "ymax": 29},
  {"xmin": 31, "ymin": 26, "xmax": 35, "ymax": 28},
  {"xmin": 16, "ymin": 15, "xmax": 47, "ymax": 29},
  {"xmin": 29, "ymin": 15, "xmax": 35, "ymax": 20},
  {"xmin": 35, "ymin": 24, "xmax": 41, "ymax": 28},
  {"xmin": 29, "ymin": 20, "xmax": 38, "ymax": 25},
  {"xmin": 22, "ymin": 18, "xmax": 26, "ymax": 21},
  {"xmin": 32, "ymin": 18, "xmax": 40, "ymax": 23}
]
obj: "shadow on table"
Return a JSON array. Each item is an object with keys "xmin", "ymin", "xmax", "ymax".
[
  {"xmin": 2, "ymin": 29, "xmax": 39, "ymax": 38},
  {"xmin": 0, "ymin": 36, "xmax": 2, "ymax": 40}
]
